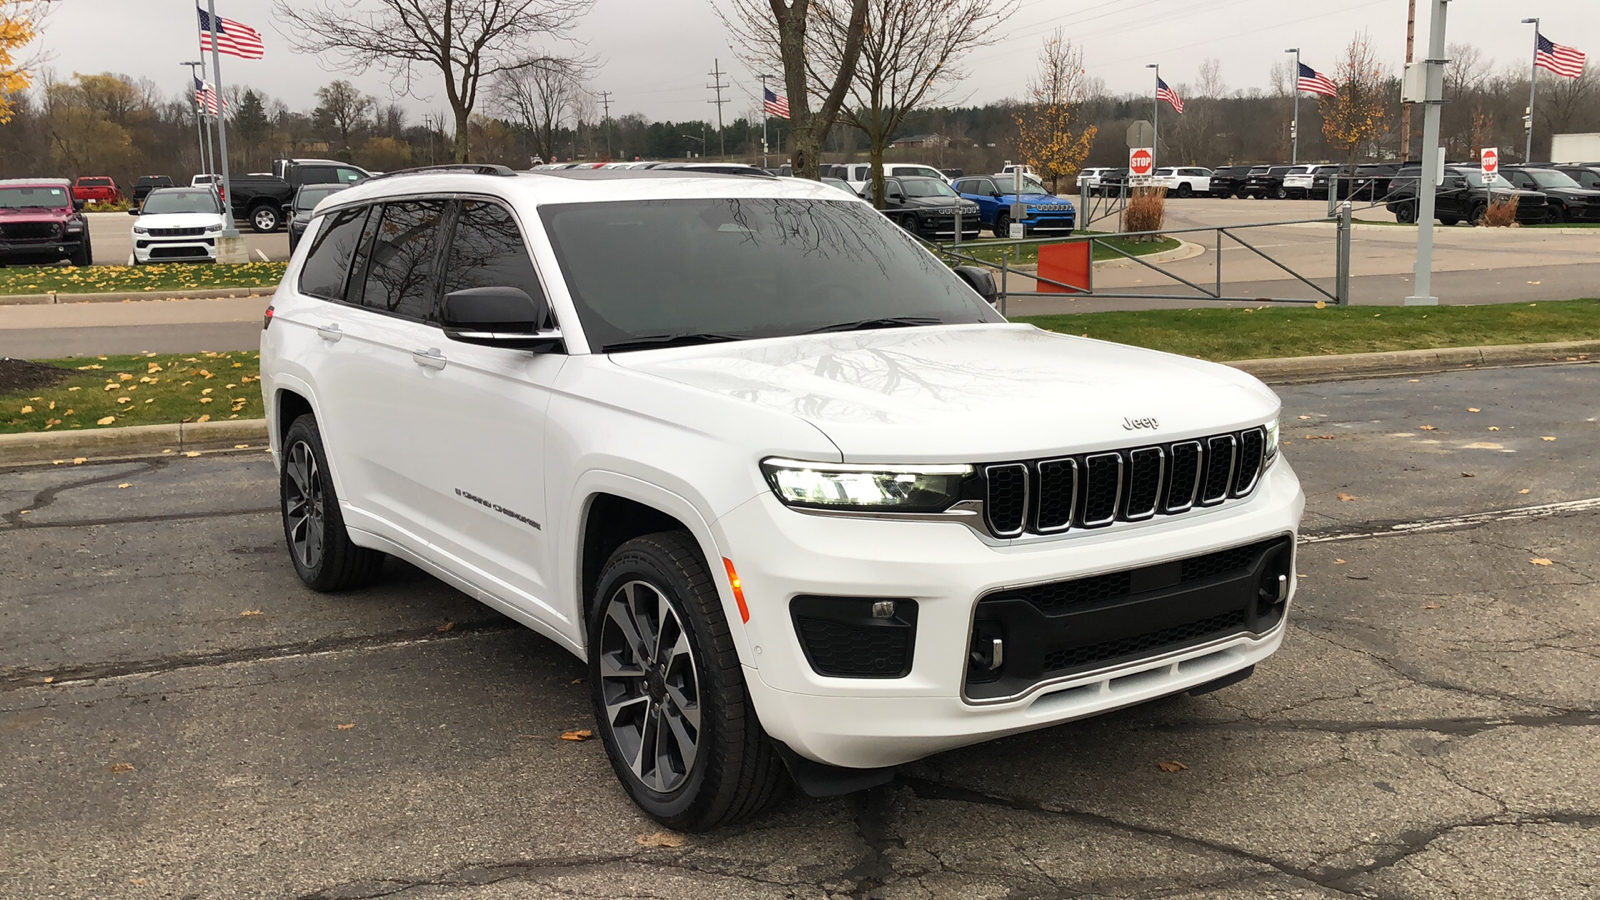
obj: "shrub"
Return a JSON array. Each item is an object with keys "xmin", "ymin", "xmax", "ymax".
[
  {"xmin": 1123, "ymin": 186, "xmax": 1167, "ymax": 238},
  {"xmin": 83, "ymin": 198, "xmax": 133, "ymax": 213},
  {"xmin": 1481, "ymin": 195, "xmax": 1518, "ymax": 227}
]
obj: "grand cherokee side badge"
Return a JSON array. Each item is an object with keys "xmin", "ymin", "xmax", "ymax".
[
  {"xmin": 455, "ymin": 488, "xmax": 541, "ymax": 530},
  {"xmin": 1123, "ymin": 416, "xmax": 1159, "ymax": 431}
]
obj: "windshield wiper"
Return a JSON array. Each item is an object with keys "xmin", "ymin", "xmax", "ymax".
[
  {"xmin": 604, "ymin": 332, "xmax": 745, "ymax": 353},
  {"xmin": 803, "ymin": 316, "xmax": 944, "ymax": 334}
]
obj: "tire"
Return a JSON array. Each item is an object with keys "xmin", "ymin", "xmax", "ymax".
[
  {"xmin": 69, "ymin": 238, "xmax": 92, "ymax": 268},
  {"xmin": 993, "ymin": 211, "xmax": 1010, "ymax": 238},
  {"xmin": 250, "ymin": 204, "xmax": 280, "ymax": 233},
  {"xmin": 280, "ymin": 414, "xmax": 386, "ymax": 592},
  {"xmin": 1468, "ymin": 203, "xmax": 1488, "ymax": 226},
  {"xmin": 1176, "ymin": 183, "xmax": 1192, "ymax": 198},
  {"xmin": 1546, "ymin": 205, "xmax": 1566, "ymax": 225},
  {"xmin": 1274, "ymin": 186, "xmax": 1288, "ymax": 200},
  {"xmin": 588, "ymin": 531, "xmax": 787, "ymax": 832},
  {"xmin": 1395, "ymin": 201, "xmax": 1417, "ymax": 225},
  {"xmin": 1438, "ymin": 216, "xmax": 1460, "ymax": 227}
]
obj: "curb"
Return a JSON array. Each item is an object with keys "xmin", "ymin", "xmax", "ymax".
[
  {"xmin": 0, "ymin": 287, "xmax": 274, "ymax": 306},
  {"xmin": 4, "ymin": 340, "xmax": 1597, "ymax": 462},
  {"xmin": 0, "ymin": 419, "xmax": 268, "ymax": 464},
  {"xmin": 1228, "ymin": 340, "xmax": 1600, "ymax": 383}
]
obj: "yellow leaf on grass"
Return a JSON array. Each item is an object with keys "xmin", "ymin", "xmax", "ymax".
[
  {"xmin": 636, "ymin": 831, "xmax": 686, "ymax": 848},
  {"xmin": 201, "ymin": 387, "xmax": 213, "ymax": 395},
  {"xmin": 196, "ymin": 414, "xmax": 210, "ymax": 423},
  {"xmin": 118, "ymin": 373, "xmax": 133, "ymax": 382},
  {"xmin": 68, "ymin": 386, "xmax": 81, "ymax": 391},
  {"xmin": 97, "ymin": 416, "xmax": 116, "ymax": 425},
  {"xmin": 1530, "ymin": 558, "xmax": 1553, "ymax": 566},
  {"xmin": 116, "ymin": 397, "xmax": 132, "ymax": 404},
  {"xmin": 560, "ymin": 729, "xmax": 594, "ymax": 742},
  {"xmin": 199, "ymin": 397, "xmax": 213, "ymax": 404},
  {"xmin": 19, "ymin": 405, "xmax": 32, "ymax": 414},
  {"xmin": 103, "ymin": 383, "xmax": 119, "ymax": 391},
  {"xmin": 1337, "ymin": 492, "xmax": 1357, "ymax": 502},
  {"xmin": 1158, "ymin": 761, "xmax": 1188, "ymax": 773}
]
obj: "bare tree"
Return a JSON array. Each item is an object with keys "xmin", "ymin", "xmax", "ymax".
[
  {"xmin": 274, "ymin": 0, "xmax": 595, "ymax": 162},
  {"xmin": 806, "ymin": 0, "xmax": 1014, "ymax": 206},
  {"xmin": 314, "ymin": 80, "xmax": 375, "ymax": 151},
  {"xmin": 717, "ymin": 0, "xmax": 871, "ymax": 179},
  {"xmin": 491, "ymin": 58, "xmax": 589, "ymax": 165}
]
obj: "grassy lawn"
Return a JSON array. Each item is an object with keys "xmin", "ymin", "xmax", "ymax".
[
  {"xmin": 1018, "ymin": 299, "xmax": 1600, "ymax": 362},
  {"xmin": 1, "ymin": 352, "xmax": 262, "ymax": 435},
  {"xmin": 0, "ymin": 262, "xmax": 287, "ymax": 296},
  {"xmin": 954, "ymin": 233, "xmax": 1183, "ymax": 266}
]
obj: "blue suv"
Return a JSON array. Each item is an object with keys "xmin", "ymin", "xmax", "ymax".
[{"xmin": 951, "ymin": 174, "xmax": 1076, "ymax": 237}]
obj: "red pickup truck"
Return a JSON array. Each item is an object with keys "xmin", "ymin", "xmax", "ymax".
[{"xmin": 71, "ymin": 176, "xmax": 123, "ymax": 205}]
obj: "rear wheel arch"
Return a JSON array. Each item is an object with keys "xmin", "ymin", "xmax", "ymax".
[{"xmin": 274, "ymin": 388, "xmax": 314, "ymax": 449}]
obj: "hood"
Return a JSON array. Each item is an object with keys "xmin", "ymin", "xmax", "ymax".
[
  {"xmin": 134, "ymin": 212, "xmax": 225, "ymax": 229},
  {"xmin": 1006, "ymin": 192, "xmax": 1073, "ymax": 206},
  {"xmin": 1539, "ymin": 186, "xmax": 1600, "ymax": 201},
  {"xmin": 901, "ymin": 196, "xmax": 979, "ymax": 211},
  {"xmin": 0, "ymin": 206, "xmax": 72, "ymax": 222},
  {"xmin": 611, "ymin": 324, "xmax": 1278, "ymax": 462}
]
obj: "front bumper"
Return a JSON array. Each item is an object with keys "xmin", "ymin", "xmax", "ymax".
[
  {"xmin": 133, "ymin": 237, "xmax": 217, "ymax": 263},
  {"xmin": 0, "ymin": 234, "xmax": 86, "ymax": 261},
  {"xmin": 717, "ymin": 459, "xmax": 1304, "ymax": 769},
  {"xmin": 1021, "ymin": 213, "xmax": 1076, "ymax": 233}
]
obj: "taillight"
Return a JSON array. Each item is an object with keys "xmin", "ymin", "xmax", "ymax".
[{"xmin": 263, "ymin": 305, "xmax": 274, "ymax": 330}]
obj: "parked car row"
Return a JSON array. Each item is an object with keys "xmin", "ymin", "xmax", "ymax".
[{"xmin": 1386, "ymin": 163, "xmax": 1600, "ymax": 226}]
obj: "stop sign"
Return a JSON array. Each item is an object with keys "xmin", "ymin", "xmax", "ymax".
[
  {"xmin": 1481, "ymin": 147, "xmax": 1499, "ymax": 175},
  {"xmin": 1129, "ymin": 148, "xmax": 1154, "ymax": 177}
]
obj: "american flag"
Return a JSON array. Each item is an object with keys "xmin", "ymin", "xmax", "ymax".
[
  {"xmin": 198, "ymin": 8, "xmax": 265, "ymax": 59},
  {"xmin": 193, "ymin": 76, "xmax": 222, "ymax": 115},
  {"xmin": 1297, "ymin": 62, "xmax": 1338, "ymax": 98},
  {"xmin": 1535, "ymin": 33, "xmax": 1586, "ymax": 79},
  {"xmin": 1156, "ymin": 77, "xmax": 1184, "ymax": 114},
  {"xmin": 763, "ymin": 87, "xmax": 790, "ymax": 120}
]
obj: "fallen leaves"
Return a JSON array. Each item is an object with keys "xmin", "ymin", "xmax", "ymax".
[
  {"xmin": 1461, "ymin": 472, "xmax": 1475, "ymax": 478},
  {"xmin": 1487, "ymin": 426, "xmax": 1500, "ymax": 432},
  {"xmin": 435, "ymin": 622, "xmax": 455, "ymax": 633},
  {"xmin": 19, "ymin": 405, "xmax": 32, "ymax": 414},
  {"xmin": 636, "ymin": 831, "xmax": 686, "ymax": 848},
  {"xmin": 1337, "ymin": 492, "xmax": 1357, "ymax": 502},
  {"xmin": 73, "ymin": 457, "xmax": 86, "ymax": 465},
  {"xmin": 239, "ymin": 609, "xmax": 262, "ymax": 616},
  {"xmin": 117, "ymin": 483, "xmax": 130, "ymax": 489},
  {"xmin": 97, "ymin": 416, "xmax": 116, "ymax": 425},
  {"xmin": 1418, "ymin": 425, "xmax": 1437, "ymax": 431},
  {"xmin": 560, "ymin": 729, "xmax": 594, "ymax": 742},
  {"xmin": 1333, "ymin": 558, "xmax": 1346, "ymax": 565},
  {"xmin": 1530, "ymin": 558, "xmax": 1553, "ymax": 566},
  {"xmin": 1422, "ymin": 603, "xmax": 1442, "ymax": 610},
  {"xmin": 1519, "ymin": 489, "xmax": 1531, "ymax": 495},
  {"xmin": 1304, "ymin": 434, "xmax": 1336, "ymax": 440},
  {"xmin": 183, "ymin": 451, "xmax": 201, "ymax": 457},
  {"xmin": 1467, "ymin": 407, "xmax": 1480, "ymax": 413},
  {"xmin": 1541, "ymin": 436, "xmax": 1556, "ymax": 442},
  {"xmin": 196, "ymin": 414, "xmax": 210, "ymax": 423},
  {"xmin": 1157, "ymin": 761, "xmax": 1188, "ymax": 773},
  {"xmin": 109, "ymin": 762, "xmax": 136, "ymax": 774},
  {"xmin": 337, "ymin": 723, "xmax": 356, "ymax": 731}
]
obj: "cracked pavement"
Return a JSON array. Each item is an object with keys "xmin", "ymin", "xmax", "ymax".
[{"xmin": 2, "ymin": 362, "xmax": 1597, "ymax": 899}]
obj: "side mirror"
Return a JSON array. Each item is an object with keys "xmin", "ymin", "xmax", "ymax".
[
  {"xmin": 953, "ymin": 265, "xmax": 998, "ymax": 305},
  {"xmin": 442, "ymin": 285, "xmax": 562, "ymax": 351},
  {"xmin": 127, "ymin": 208, "xmax": 140, "ymax": 216},
  {"xmin": 73, "ymin": 199, "xmax": 86, "ymax": 211}
]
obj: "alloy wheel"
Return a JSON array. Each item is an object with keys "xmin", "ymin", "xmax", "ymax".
[
  {"xmin": 598, "ymin": 580, "xmax": 702, "ymax": 794},
  {"xmin": 283, "ymin": 439, "xmax": 326, "ymax": 570}
]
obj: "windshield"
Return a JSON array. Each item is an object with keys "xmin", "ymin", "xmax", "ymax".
[
  {"xmin": 540, "ymin": 198, "xmax": 1001, "ymax": 352},
  {"xmin": 1017, "ymin": 176, "xmax": 1050, "ymax": 194},
  {"xmin": 1462, "ymin": 171, "xmax": 1514, "ymax": 189},
  {"xmin": 141, "ymin": 190, "xmax": 222, "ymax": 215},
  {"xmin": 296, "ymin": 187, "xmax": 346, "ymax": 210},
  {"xmin": 0, "ymin": 185, "xmax": 69, "ymax": 209},
  {"xmin": 1527, "ymin": 169, "xmax": 1582, "ymax": 190},
  {"xmin": 899, "ymin": 179, "xmax": 958, "ymax": 198}
]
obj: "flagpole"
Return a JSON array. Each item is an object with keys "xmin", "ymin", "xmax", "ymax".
[
  {"xmin": 1287, "ymin": 48, "xmax": 1301, "ymax": 165},
  {"xmin": 1522, "ymin": 18, "xmax": 1539, "ymax": 162},
  {"xmin": 760, "ymin": 74, "xmax": 770, "ymax": 168},
  {"xmin": 206, "ymin": 1, "xmax": 240, "ymax": 239},
  {"xmin": 1146, "ymin": 63, "xmax": 1159, "ymax": 170},
  {"xmin": 182, "ymin": 62, "xmax": 208, "ymax": 179}
]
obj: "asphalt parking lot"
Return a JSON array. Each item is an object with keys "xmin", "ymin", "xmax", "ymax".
[
  {"xmin": 83, "ymin": 212, "xmax": 290, "ymax": 266},
  {"xmin": 3, "ymin": 361, "xmax": 1597, "ymax": 899}
]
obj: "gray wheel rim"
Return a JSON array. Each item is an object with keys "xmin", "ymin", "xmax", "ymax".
[
  {"xmin": 284, "ymin": 440, "xmax": 325, "ymax": 570},
  {"xmin": 254, "ymin": 209, "xmax": 275, "ymax": 230},
  {"xmin": 598, "ymin": 580, "xmax": 701, "ymax": 794}
]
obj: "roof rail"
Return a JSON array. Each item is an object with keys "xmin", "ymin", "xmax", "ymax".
[{"xmin": 367, "ymin": 164, "xmax": 519, "ymax": 181}]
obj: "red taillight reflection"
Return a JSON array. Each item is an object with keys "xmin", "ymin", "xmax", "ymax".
[{"xmin": 262, "ymin": 305, "xmax": 274, "ymax": 330}]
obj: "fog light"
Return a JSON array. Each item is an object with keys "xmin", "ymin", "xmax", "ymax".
[{"xmin": 871, "ymin": 600, "xmax": 896, "ymax": 619}]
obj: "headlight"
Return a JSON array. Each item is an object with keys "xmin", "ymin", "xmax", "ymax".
[
  {"xmin": 1264, "ymin": 419, "xmax": 1280, "ymax": 466},
  {"xmin": 762, "ymin": 458, "xmax": 970, "ymax": 512},
  {"xmin": 205, "ymin": 223, "xmax": 222, "ymax": 232},
  {"xmin": 132, "ymin": 225, "xmax": 148, "ymax": 234}
]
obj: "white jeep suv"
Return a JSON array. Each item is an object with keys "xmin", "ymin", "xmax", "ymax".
[
  {"xmin": 130, "ymin": 186, "xmax": 227, "ymax": 264},
  {"xmin": 260, "ymin": 164, "xmax": 1304, "ymax": 831}
]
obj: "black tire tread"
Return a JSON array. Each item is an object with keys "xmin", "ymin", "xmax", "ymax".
[
  {"xmin": 593, "ymin": 531, "xmax": 787, "ymax": 831},
  {"xmin": 282, "ymin": 414, "xmax": 385, "ymax": 592}
]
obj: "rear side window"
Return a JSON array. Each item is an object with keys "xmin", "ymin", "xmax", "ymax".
[
  {"xmin": 355, "ymin": 200, "xmax": 447, "ymax": 320},
  {"xmin": 298, "ymin": 206, "xmax": 370, "ymax": 301},
  {"xmin": 441, "ymin": 200, "xmax": 549, "ymax": 326}
]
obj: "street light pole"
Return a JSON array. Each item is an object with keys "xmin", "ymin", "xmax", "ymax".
[
  {"xmin": 1286, "ymin": 48, "xmax": 1300, "ymax": 165},
  {"xmin": 1522, "ymin": 18, "xmax": 1540, "ymax": 162},
  {"xmin": 1145, "ymin": 64, "xmax": 1159, "ymax": 170},
  {"xmin": 181, "ymin": 61, "xmax": 209, "ymax": 178},
  {"xmin": 1406, "ymin": 0, "xmax": 1451, "ymax": 306}
]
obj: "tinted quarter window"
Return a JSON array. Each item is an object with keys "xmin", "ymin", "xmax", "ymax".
[
  {"xmin": 298, "ymin": 206, "xmax": 370, "ymax": 301},
  {"xmin": 335, "ymin": 168, "xmax": 366, "ymax": 184},
  {"xmin": 299, "ymin": 167, "xmax": 336, "ymax": 185},
  {"xmin": 358, "ymin": 200, "xmax": 447, "ymax": 320},
  {"xmin": 442, "ymin": 200, "xmax": 549, "ymax": 326}
]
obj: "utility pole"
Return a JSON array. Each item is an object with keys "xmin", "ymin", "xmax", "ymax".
[
  {"xmin": 596, "ymin": 90, "xmax": 613, "ymax": 160},
  {"xmin": 707, "ymin": 60, "xmax": 729, "ymax": 159},
  {"xmin": 1286, "ymin": 48, "xmax": 1300, "ymax": 164},
  {"xmin": 1402, "ymin": 0, "xmax": 1416, "ymax": 161},
  {"xmin": 1522, "ymin": 18, "xmax": 1540, "ymax": 162},
  {"xmin": 1405, "ymin": 0, "xmax": 1451, "ymax": 307}
]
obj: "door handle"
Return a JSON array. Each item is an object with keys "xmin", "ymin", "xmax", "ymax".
[
  {"xmin": 316, "ymin": 323, "xmax": 342, "ymax": 342},
  {"xmin": 411, "ymin": 347, "xmax": 447, "ymax": 371}
]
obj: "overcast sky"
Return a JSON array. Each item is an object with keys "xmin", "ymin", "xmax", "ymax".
[{"xmin": 32, "ymin": 0, "xmax": 1600, "ymax": 125}]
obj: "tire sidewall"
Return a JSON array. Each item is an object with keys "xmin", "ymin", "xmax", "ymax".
[
  {"xmin": 252, "ymin": 205, "xmax": 279, "ymax": 232},
  {"xmin": 281, "ymin": 416, "xmax": 338, "ymax": 587},
  {"xmin": 586, "ymin": 538, "xmax": 724, "ymax": 824}
]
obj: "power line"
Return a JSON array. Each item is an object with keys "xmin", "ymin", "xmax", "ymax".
[{"xmin": 707, "ymin": 59, "xmax": 729, "ymax": 158}]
